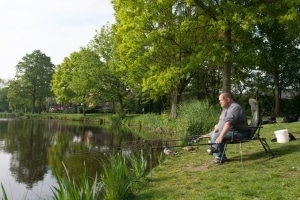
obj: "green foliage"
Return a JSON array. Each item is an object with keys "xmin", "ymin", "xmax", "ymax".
[
  {"xmin": 99, "ymin": 151, "xmax": 148, "ymax": 200},
  {"xmin": 110, "ymin": 0, "xmax": 299, "ymax": 116},
  {"xmin": 280, "ymin": 95, "xmax": 300, "ymax": 115},
  {"xmin": 122, "ymin": 100, "xmax": 220, "ymax": 141},
  {"xmin": 178, "ymin": 99, "xmax": 220, "ymax": 136},
  {"xmin": 11, "ymin": 50, "xmax": 55, "ymax": 114},
  {"xmin": 51, "ymin": 48, "xmax": 104, "ymax": 109},
  {"xmin": 51, "ymin": 163, "xmax": 102, "ymax": 200},
  {"xmin": 130, "ymin": 149, "xmax": 148, "ymax": 179},
  {"xmin": 100, "ymin": 153, "xmax": 134, "ymax": 200},
  {"xmin": 88, "ymin": 25, "xmax": 129, "ymax": 113},
  {"xmin": 0, "ymin": 87, "xmax": 9, "ymax": 112}
]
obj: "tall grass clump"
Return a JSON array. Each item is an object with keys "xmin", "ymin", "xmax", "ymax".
[
  {"xmin": 177, "ymin": 99, "xmax": 220, "ymax": 137},
  {"xmin": 51, "ymin": 163, "xmax": 102, "ymax": 200},
  {"xmin": 101, "ymin": 152, "xmax": 148, "ymax": 200},
  {"xmin": 130, "ymin": 149, "xmax": 148, "ymax": 179}
]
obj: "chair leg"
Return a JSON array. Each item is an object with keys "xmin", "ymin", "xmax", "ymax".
[
  {"xmin": 222, "ymin": 142, "xmax": 244, "ymax": 168},
  {"xmin": 258, "ymin": 137, "xmax": 275, "ymax": 158},
  {"xmin": 240, "ymin": 142, "xmax": 244, "ymax": 169},
  {"xmin": 220, "ymin": 142, "xmax": 228, "ymax": 163}
]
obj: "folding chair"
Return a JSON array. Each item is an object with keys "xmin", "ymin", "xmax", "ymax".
[{"xmin": 220, "ymin": 98, "xmax": 275, "ymax": 165}]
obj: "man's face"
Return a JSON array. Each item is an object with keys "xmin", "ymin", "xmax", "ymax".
[{"xmin": 219, "ymin": 95, "xmax": 230, "ymax": 108}]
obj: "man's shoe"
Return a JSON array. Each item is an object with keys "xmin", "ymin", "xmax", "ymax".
[
  {"xmin": 213, "ymin": 157, "xmax": 226, "ymax": 164},
  {"xmin": 207, "ymin": 147, "xmax": 219, "ymax": 154}
]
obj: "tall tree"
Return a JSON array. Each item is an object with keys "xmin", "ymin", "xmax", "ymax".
[
  {"xmin": 112, "ymin": 0, "xmax": 215, "ymax": 118},
  {"xmin": 51, "ymin": 58, "xmax": 76, "ymax": 105},
  {"xmin": 253, "ymin": 20, "xmax": 300, "ymax": 115},
  {"xmin": 192, "ymin": 0, "xmax": 300, "ymax": 95},
  {"xmin": 14, "ymin": 50, "xmax": 55, "ymax": 114},
  {"xmin": 7, "ymin": 79, "xmax": 31, "ymax": 113},
  {"xmin": 88, "ymin": 25, "xmax": 129, "ymax": 113},
  {"xmin": 52, "ymin": 48, "xmax": 104, "ymax": 114},
  {"xmin": 0, "ymin": 86, "xmax": 9, "ymax": 112}
]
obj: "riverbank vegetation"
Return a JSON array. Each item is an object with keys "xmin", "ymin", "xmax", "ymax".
[
  {"xmin": 50, "ymin": 152, "xmax": 148, "ymax": 200},
  {"xmin": 2, "ymin": 100, "xmax": 300, "ymax": 199},
  {"xmin": 1, "ymin": 119, "xmax": 299, "ymax": 200},
  {"xmin": 1, "ymin": 100, "xmax": 220, "ymax": 140}
]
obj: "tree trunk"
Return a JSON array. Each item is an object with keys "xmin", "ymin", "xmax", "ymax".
[
  {"xmin": 31, "ymin": 93, "xmax": 35, "ymax": 114},
  {"xmin": 117, "ymin": 93, "xmax": 124, "ymax": 113},
  {"xmin": 274, "ymin": 71, "xmax": 280, "ymax": 116},
  {"xmin": 170, "ymin": 92, "xmax": 178, "ymax": 119}
]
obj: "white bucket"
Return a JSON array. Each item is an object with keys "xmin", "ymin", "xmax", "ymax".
[{"xmin": 274, "ymin": 129, "xmax": 289, "ymax": 143}]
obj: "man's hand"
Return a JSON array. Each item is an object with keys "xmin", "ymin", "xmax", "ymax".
[
  {"xmin": 215, "ymin": 122, "xmax": 230, "ymax": 143},
  {"xmin": 215, "ymin": 136, "xmax": 223, "ymax": 144}
]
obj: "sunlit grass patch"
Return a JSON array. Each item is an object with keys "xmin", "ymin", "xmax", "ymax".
[{"xmin": 135, "ymin": 121, "xmax": 300, "ymax": 200}]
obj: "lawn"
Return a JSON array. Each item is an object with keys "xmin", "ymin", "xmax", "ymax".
[{"xmin": 135, "ymin": 120, "xmax": 300, "ymax": 200}]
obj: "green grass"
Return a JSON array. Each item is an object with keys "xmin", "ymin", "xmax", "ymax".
[{"xmin": 135, "ymin": 120, "xmax": 300, "ymax": 200}]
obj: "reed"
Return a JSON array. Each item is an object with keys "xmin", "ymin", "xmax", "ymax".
[
  {"xmin": 100, "ymin": 153, "xmax": 134, "ymax": 200},
  {"xmin": 130, "ymin": 149, "xmax": 148, "ymax": 179},
  {"xmin": 1, "ymin": 183, "xmax": 8, "ymax": 200},
  {"xmin": 51, "ymin": 163, "xmax": 102, "ymax": 200},
  {"xmin": 99, "ymin": 150, "xmax": 148, "ymax": 199}
]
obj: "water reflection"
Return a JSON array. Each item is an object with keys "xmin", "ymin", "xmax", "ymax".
[
  {"xmin": 4, "ymin": 119, "xmax": 50, "ymax": 189},
  {"xmin": 0, "ymin": 118, "xmax": 162, "ymax": 200}
]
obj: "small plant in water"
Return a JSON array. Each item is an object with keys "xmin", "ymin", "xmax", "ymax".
[
  {"xmin": 1, "ymin": 183, "xmax": 8, "ymax": 200},
  {"xmin": 130, "ymin": 149, "xmax": 147, "ymax": 179},
  {"xmin": 101, "ymin": 153, "xmax": 134, "ymax": 200},
  {"xmin": 51, "ymin": 163, "xmax": 102, "ymax": 200}
]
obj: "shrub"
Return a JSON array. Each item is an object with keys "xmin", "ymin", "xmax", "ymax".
[{"xmin": 177, "ymin": 99, "xmax": 219, "ymax": 137}]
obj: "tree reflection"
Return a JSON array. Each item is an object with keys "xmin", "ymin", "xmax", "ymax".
[
  {"xmin": 1, "ymin": 118, "xmax": 163, "ymax": 191},
  {"xmin": 47, "ymin": 126, "xmax": 132, "ymax": 183},
  {"xmin": 4, "ymin": 119, "xmax": 51, "ymax": 189}
]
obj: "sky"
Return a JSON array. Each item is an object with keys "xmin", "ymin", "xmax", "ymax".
[{"xmin": 0, "ymin": 0, "xmax": 115, "ymax": 80}]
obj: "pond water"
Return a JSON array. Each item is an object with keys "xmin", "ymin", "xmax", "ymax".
[{"xmin": 0, "ymin": 118, "xmax": 163, "ymax": 200}]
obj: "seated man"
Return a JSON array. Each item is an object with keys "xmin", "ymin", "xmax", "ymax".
[{"xmin": 210, "ymin": 93, "xmax": 250, "ymax": 163}]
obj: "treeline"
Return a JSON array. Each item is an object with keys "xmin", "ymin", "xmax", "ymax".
[{"xmin": 0, "ymin": 0, "xmax": 299, "ymax": 117}]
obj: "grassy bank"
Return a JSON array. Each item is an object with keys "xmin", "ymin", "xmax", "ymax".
[{"xmin": 135, "ymin": 121, "xmax": 300, "ymax": 200}]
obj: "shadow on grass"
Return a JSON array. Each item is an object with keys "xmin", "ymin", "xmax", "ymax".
[
  {"xmin": 243, "ymin": 140, "xmax": 300, "ymax": 162},
  {"xmin": 268, "ymin": 141, "xmax": 300, "ymax": 157}
]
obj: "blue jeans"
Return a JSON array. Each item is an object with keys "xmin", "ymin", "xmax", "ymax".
[{"xmin": 210, "ymin": 130, "xmax": 249, "ymax": 159}]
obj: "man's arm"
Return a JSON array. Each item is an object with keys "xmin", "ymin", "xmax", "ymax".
[{"xmin": 215, "ymin": 122, "xmax": 231, "ymax": 144}]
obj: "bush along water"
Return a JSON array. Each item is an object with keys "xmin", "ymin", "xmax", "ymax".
[
  {"xmin": 123, "ymin": 100, "xmax": 220, "ymax": 141},
  {"xmin": 177, "ymin": 99, "xmax": 220, "ymax": 137}
]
